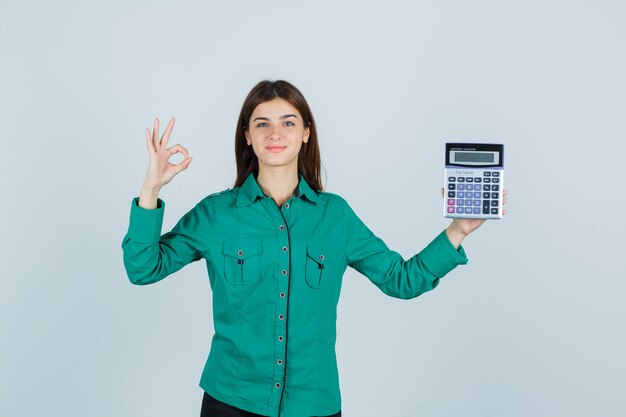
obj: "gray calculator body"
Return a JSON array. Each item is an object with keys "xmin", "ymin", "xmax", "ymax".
[{"xmin": 444, "ymin": 143, "xmax": 504, "ymax": 219}]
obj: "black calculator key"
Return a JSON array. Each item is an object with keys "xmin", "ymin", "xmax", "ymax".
[
  {"xmin": 492, "ymin": 178, "xmax": 499, "ymax": 183},
  {"xmin": 492, "ymin": 171, "xmax": 499, "ymax": 177},
  {"xmin": 474, "ymin": 178, "xmax": 482, "ymax": 183},
  {"xmin": 448, "ymin": 184, "xmax": 455, "ymax": 190},
  {"xmin": 483, "ymin": 207, "xmax": 490, "ymax": 214},
  {"xmin": 484, "ymin": 178, "xmax": 491, "ymax": 183},
  {"xmin": 491, "ymin": 193, "xmax": 498, "ymax": 199},
  {"xmin": 491, "ymin": 200, "xmax": 499, "ymax": 207},
  {"xmin": 466, "ymin": 177, "xmax": 473, "ymax": 182},
  {"xmin": 483, "ymin": 192, "xmax": 490, "ymax": 199},
  {"xmin": 483, "ymin": 184, "xmax": 491, "ymax": 191},
  {"xmin": 457, "ymin": 177, "xmax": 465, "ymax": 182},
  {"xmin": 483, "ymin": 201, "xmax": 490, "ymax": 214},
  {"xmin": 448, "ymin": 191, "xmax": 455, "ymax": 198},
  {"xmin": 491, "ymin": 208, "xmax": 498, "ymax": 215},
  {"xmin": 492, "ymin": 185, "xmax": 499, "ymax": 191},
  {"xmin": 484, "ymin": 171, "xmax": 491, "ymax": 177},
  {"xmin": 448, "ymin": 177, "xmax": 456, "ymax": 182}
]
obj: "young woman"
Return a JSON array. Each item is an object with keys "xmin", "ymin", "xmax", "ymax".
[{"xmin": 121, "ymin": 80, "xmax": 508, "ymax": 417}]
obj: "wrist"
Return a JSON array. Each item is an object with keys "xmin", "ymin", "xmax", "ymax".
[{"xmin": 445, "ymin": 223, "xmax": 467, "ymax": 249}]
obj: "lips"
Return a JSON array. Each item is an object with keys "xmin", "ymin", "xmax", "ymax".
[{"xmin": 266, "ymin": 146, "xmax": 286, "ymax": 153}]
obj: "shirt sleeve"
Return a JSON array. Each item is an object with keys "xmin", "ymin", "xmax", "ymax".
[
  {"xmin": 342, "ymin": 198, "xmax": 468, "ymax": 299},
  {"xmin": 120, "ymin": 197, "xmax": 209, "ymax": 285}
]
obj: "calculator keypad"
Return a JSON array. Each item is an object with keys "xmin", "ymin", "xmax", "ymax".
[{"xmin": 446, "ymin": 170, "xmax": 502, "ymax": 216}]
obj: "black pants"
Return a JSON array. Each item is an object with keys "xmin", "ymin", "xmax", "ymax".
[{"xmin": 200, "ymin": 391, "xmax": 342, "ymax": 417}]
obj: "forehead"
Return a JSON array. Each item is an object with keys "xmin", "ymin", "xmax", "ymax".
[{"xmin": 251, "ymin": 97, "xmax": 301, "ymax": 118}]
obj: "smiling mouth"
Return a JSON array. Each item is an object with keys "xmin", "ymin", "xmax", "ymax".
[{"xmin": 267, "ymin": 146, "xmax": 286, "ymax": 152}]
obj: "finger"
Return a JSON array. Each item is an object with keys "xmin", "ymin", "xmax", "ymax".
[
  {"xmin": 152, "ymin": 118, "xmax": 160, "ymax": 149},
  {"xmin": 171, "ymin": 157, "xmax": 193, "ymax": 174},
  {"xmin": 145, "ymin": 128, "xmax": 155, "ymax": 153},
  {"xmin": 440, "ymin": 187, "xmax": 444, "ymax": 198},
  {"xmin": 161, "ymin": 117, "xmax": 176, "ymax": 148},
  {"xmin": 503, "ymin": 209, "xmax": 508, "ymax": 215},
  {"xmin": 166, "ymin": 144, "xmax": 190, "ymax": 159}
]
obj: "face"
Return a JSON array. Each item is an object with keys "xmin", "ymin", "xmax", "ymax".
[{"xmin": 245, "ymin": 97, "xmax": 310, "ymax": 172}]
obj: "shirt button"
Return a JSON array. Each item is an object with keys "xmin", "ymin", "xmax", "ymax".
[
  {"xmin": 282, "ymin": 246, "xmax": 288, "ymax": 252},
  {"xmin": 281, "ymin": 269, "xmax": 287, "ymax": 276},
  {"xmin": 278, "ymin": 335, "xmax": 284, "ymax": 341},
  {"xmin": 284, "ymin": 203, "xmax": 289, "ymax": 209},
  {"xmin": 279, "ymin": 292, "xmax": 285, "ymax": 298},
  {"xmin": 277, "ymin": 359, "xmax": 283, "ymax": 365},
  {"xmin": 279, "ymin": 225, "xmax": 285, "ymax": 230},
  {"xmin": 319, "ymin": 254, "xmax": 324, "ymax": 260},
  {"xmin": 275, "ymin": 383, "xmax": 281, "ymax": 389},
  {"xmin": 237, "ymin": 249, "xmax": 244, "ymax": 256},
  {"xmin": 278, "ymin": 314, "xmax": 284, "ymax": 320}
]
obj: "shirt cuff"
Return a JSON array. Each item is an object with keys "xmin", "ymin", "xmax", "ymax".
[
  {"xmin": 127, "ymin": 197, "xmax": 166, "ymax": 244},
  {"xmin": 418, "ymin": 229, "xmax": 469, "ymax": 278}
]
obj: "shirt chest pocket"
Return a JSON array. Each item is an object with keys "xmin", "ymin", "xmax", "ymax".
[
  {"xmin": 222, "ymin": 240, "xmax": 264, "ymax": 286},
  {"xmin": 305, "ymin": 243, "xmax": 339, "ymax": 290}
]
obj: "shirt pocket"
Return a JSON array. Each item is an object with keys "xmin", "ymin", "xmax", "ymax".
[
  {"xmin": 222, "ymin": 240, "xmax": 264, "ymax": 285},
  {"xmin": 305, "ymin": 243, "xmax": 340, "ymax": 290}
]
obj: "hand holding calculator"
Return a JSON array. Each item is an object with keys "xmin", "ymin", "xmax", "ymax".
[{"xmin": 444, "ymin": 143, "xmax": 504, "ymax": 219}]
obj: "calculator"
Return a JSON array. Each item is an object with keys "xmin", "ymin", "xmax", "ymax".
[{"xmin": 444, "ymin": 143, "xmax": 504, "ymax": 219}]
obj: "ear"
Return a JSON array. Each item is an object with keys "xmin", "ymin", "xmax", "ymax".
[
  {"xmin": 244, "ymin": 131, "xmax": 251, "ymax": 145},
  {"xmin": 303, "ymin": 126, "xmax": 310, "ymax": 143}
]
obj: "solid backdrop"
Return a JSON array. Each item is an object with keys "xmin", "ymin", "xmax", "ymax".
[{"xmin": 1, "ymin": 1, "xmax": 625, "ymax": 416}]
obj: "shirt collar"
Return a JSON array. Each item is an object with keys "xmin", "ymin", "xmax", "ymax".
[{"xmin": 236, "ymin": 172, "xmax": 319, "ymax": 207}]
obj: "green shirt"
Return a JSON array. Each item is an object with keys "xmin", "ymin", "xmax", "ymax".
[{"xmin": 121, "ymin": 172, "xmax": 468, "ymax": 417}]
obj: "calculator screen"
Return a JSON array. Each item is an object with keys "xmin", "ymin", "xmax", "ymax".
[{"xmin": 452, "ymin": 152, "xmax": 495, "ymax": 163}]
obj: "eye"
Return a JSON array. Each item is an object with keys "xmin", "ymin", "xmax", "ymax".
[
  {"xmin": 256, "ymin": 122, "xmax": 268, "ymax": 127},
  {"xmin": 284, "ymin": 121, "xmax": 295, "ymax": 126}
]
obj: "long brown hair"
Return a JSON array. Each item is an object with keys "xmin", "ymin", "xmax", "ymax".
[{"xmin": 233, "ymin": 80, "xmax": 324, "ymax": 191}]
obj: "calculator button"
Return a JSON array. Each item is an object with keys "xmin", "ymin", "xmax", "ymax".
[
  {"xmin": 464, "ymin": 184, "xmax": 471, "ymax": 191},
  {"xmin": 447, "ymin": 207, "xmax": 455, "ymax": 213},
  {"xmin": 457, "ymin": 199, "xmax": 464, "ymax": 206},
  {"xmin": 491, "ymin": 200, "xmax": 499, "ymax": 207},
  {"xmin": 484, "ymin": 178, "xmax": 491, "ymax": 183},
  {"xmin": 483, "ymin": 207, "xmax": 490, "ymax": 215},
  {"xmin": 483, "ymin": 184, "xmax": 491, "ymax": 191},
  {"xmin": 456, "ymin": 207, "xmax": 464, "ymax": 214},
  {"xmin": 448, "ymin": 177, "xmax": 456, "ymax": 182},
  {"xmin": 457, "ymin": 177, "xmax": 465, "ymax": 182},
  {"xmin": 483, "ymin": 200, "xmax": 490, "ymax": 210},
  {"xmin": 447, "ymin": 199, "xmax": 455, "ymax": 206},
  {"xmin": 492, "ymin": 171, "xmax": 499, "ymax": 177},
  {"xmin": 466, "ymin": 200, "xmax": 473, "ymax": 206},
  {"xmin": 473, "ymin": 207, "xmax": 481, "ymax": 214},
  {"xmin": 484, "ymin": 172, "xmax": 491, "ymax": 177},
  {"xmin": 457, "ymin": 184, "xmax": 465, "ymax": 190},
  {"xmin": 492, "ymin": 185, "xmax": 499, "ymax": 191},
  {"xmin": 474, "ymin": 178, "xmax": 481, "ymax": 183},
  {"xmin": 466, "ymin": 177, "xmax": 473, "ymax": 182},
  {"xmin": 491, "ymin": 208, "xmax": 498, "ymax": 214},
  {"xmin": 464, "ymin": 207, "xmax": 472, "ymax": 214},
  {"xmin": 448, "ymin": 184, "xmax": 455, "ymax": 190},
  {"xmin": 474, "ymin": 192, "xmax": 481, "ymax": 199},
  {"xmin": 458, "ymin": 191, "xmax": 465, "ymax": 198},
  {"xmin": 492, "ymin": 178, "xmax": 499, "ymax": 183},
  {"xmin": 483, "ymin": 192, "xmax": 489, "ymax": 199},
  {"xmin": 491, "ymin": 193, "xmax": 498, "ymax": 199},
  {"xmin": 448, "ymin": 191, "xmax": 455, "ymax": 198},
  {"xmin": 473, "ymin": 200, "xmax": 481, "ymax": 206}
]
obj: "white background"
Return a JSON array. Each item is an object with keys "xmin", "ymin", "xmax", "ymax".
[{"xmin": 1, "ymin": 0, "xmax": 625, "ymax": 416}]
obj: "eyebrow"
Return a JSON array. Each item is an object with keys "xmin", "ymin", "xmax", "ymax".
[{"xmin": 252, "ymin": 114, "xmax": 298, "ymax": 122}]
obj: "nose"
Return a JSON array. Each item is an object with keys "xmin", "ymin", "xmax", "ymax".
[{"xmin": 269, "ymin": 125, "xmax": 282, "ymax": 141}]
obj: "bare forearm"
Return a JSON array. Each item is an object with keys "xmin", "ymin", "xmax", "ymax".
[
  {"xmin": 445, "ymin": 222, "xmax": 468, "ymax": 249},
  {"xmin": 138, "ymin": 184, "xmax": 161, "ymax": 209}
]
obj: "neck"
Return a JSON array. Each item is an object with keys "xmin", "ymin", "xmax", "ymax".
[{"xmin": 256, "ymin": 165, "xmax": 299, "ymax": 205}]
